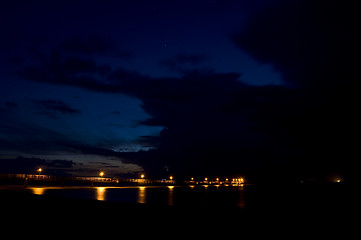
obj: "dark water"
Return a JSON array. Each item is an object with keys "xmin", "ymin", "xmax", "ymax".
[
  {"xmin": 25, "ymin": 185, "xmax": 248, "ymax": 208},
  {"xmin": 1, "ymin": 182, "xmax": 352, "ymax": 212},
  {"xmin": 1, "ymin": 183, "xmax": 354, "ymax": 236}
]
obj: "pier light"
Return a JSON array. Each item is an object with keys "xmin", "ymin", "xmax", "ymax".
[
  {"xmin": 141, "ymin": 174, "xmax": 145, "ymax": 179},
  {"xmin": 205, "ymin": 177, "xmax": 208, "ymax": 181},
  {"xmin": 37, "ymin": 168, "xmax": 42, "ymax": 175},
  {"xmin": 170, "ymin": 176, "xmax": 173, "ymax": 180},
  {"xmin": 191, "ymin": 177, "xmax": 194, "ymax": 181},
  {"xmin": 216, "ymin": 178, "xmax": 219, "ymax": 181},
  {"xmin": 99, "ymin": 171, "xmax": 104, "ymax": 177}
]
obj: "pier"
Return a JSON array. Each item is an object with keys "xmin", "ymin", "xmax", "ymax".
[
  {"xmin": 0, "ymin": 173, "xmax": 245, "ymax": 186},
  {"xmin": 0, "ymin": 173, "xmax": 177, "ymax": 186}
]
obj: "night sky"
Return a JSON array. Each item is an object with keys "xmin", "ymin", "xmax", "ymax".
[{"xmin": 0, "ymin": 0, "xmax": 358, "ymax": 182}]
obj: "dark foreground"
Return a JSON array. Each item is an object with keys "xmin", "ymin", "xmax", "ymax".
[{"xmin": 1, "ymin": 183, "xmax": 356, "ymax": 237}]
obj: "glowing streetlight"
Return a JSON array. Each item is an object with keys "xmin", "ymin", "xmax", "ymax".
[
  {"xmin": 37, "ymin": 168, "xmax": 42, "ymax": 175},
  {"xmin": 141, "ymin": 174, "xmax": 145, "ymax": 179},
  {"xmin": 169, "ymin": 176, "xmax": 173, "ymax": 180},
  {"xmin": 205, "ymin": 177, "xmax": 208, "ymax": 181},
  {"xmin": 191, "ymin": 177, "xmax": 194, "ymax": 181},
  {"xmin": 99, "ymin": 171, "xmax": 104, "ymax": 177}
]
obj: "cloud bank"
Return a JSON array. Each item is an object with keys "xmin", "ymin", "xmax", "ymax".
[{"xmin": 3, "ymin": 0, "xmax": 358, "ymax": 181}]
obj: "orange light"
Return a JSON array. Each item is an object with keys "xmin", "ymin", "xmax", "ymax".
[
  {"xmin": 170, "ymin": 176, "xmax": 173, "ymax": 180},
  {"xmin": 96, "ymin": 187, "xmax": 106, "ymax": 201},
  {"xmin": 31, "ymin": 187, "xmax": 45, "ymax": 195},
  {"xmin": 141, "ymin": 174, "xmax": 145, "ymax": 179},
  {"xmin": 99, "ymin": 171, "xmax": 104, "ymax": 177}
]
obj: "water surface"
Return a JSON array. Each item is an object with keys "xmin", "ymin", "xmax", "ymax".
[{"xmin": 26, "ymin": 185, "xmax": 247, "ymax": 208}]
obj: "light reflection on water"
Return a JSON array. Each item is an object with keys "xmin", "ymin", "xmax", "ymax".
[
  {"xmin": 96, "ymin": 187, "xmax": 106, "ymax": 201},
  {"xmin": 26, "ymin": 185, "xmax": 247, "ymax": 208},
  {"xmin": 137, "ymin": 187, "xmax": 146, "ymax": 204},
  {"xmin": 167, "ymin": 186, "xmax": 175, "ymax": 205},
  {"xmin": 31, "ymin": 187, "xmax": 46, "ymax": 195},
  {"xmin": 238, "ymin": 187, "xmax": 245, "ymax": 209}
]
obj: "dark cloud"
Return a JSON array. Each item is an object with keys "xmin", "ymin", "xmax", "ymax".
[
  {"xmin": 58, "ymin": 70, "xmax": 304, "ymax": 179},
  {"xmin": 109, "ymin": 110, "xmax": 121, "ymax": 115},
  {"xmin": 18, "ymin": 55, "xmax": 146, "ymax": 94},
  {"xmin": 14, "ymin": 0, "xmax": 357, "ymax": 181},
  {"xmin": 61, "ymin": 57, "xmax": 99, "ymax": 74},
  {"xmin": 57, "ymin": 142, "xmax": 141, "ymax": 165},
  {"xmin": 59, "ymin": 36, "xmax": 114, "ymax": 55},
  {"xmin": 106, "ymin": 123, "xmax": 124, "ymax": 128},
  {"xmin": 4, "ymin": 101, "xmax": 18, "ymax": 109},
  {"xmin": 0, "ymin": 156, "xmax": 75, "ymax": 175},
  {"xmin": 231, "ymin": 0, "xmax": 358, "ymax": 181},
  {"xmin": 29, "ymin": 98, "xmax": 81, "ymax": 118},
  {"xmin": 9, "ymin": 35, "xmax": 133, "ymax": 94},
  {"xmin": 159, "ymin": 53, "xmax": 207, "ymax": 74},
  {"xmin": 136, "ymin": 135, "xmax": 161, "ymax": 149},
  {"xmin": 233, "ymin": 0, "xmax": 360, "ymax": 88},
  {"xmin": 0, "ymin": 120, "xmax": 78, "ymax": 155},
  {"xmin": 18, "ymin": 44, "xmax": 344, "ymax": 180},
  {"xmin": 0, "ymin": 101, "xmax": 18, "ymax": 114},
  {"xmin": 59, "ymin": 36, "xmax": 133, "ymax": 60}
]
